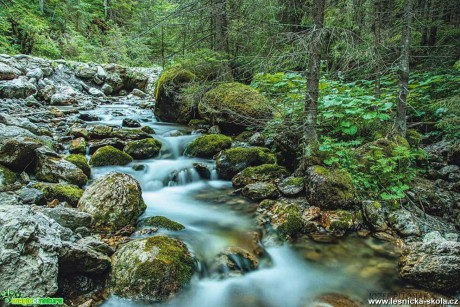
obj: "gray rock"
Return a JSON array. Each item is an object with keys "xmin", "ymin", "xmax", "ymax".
[
  {"xmin": 208, "ymin": 125, "xmax": 221, "ymax": 134},
  {"xmin": 75, "ymin": 64, "xmax": 97, "ymax": 79},
  {"xmin": 122, "ymin": 118, "xmax": 141, "ymax": 128},
  {"xmin": 88, "ymin": 138, "xmax": 126, "ymax": 154},
  {"xmin": 446, "ymin": 233, "xmax": 459, "ymax": 242},
  {"xmin": 362, "ymin": 200, "xmax": 388, "ymax": 231},
  {"xmin": 78, "ymin": 172, "xmax": 146, "ymax": 232},
  {"xmin": 88, "ymin": 87, "xmax": 104, "ymax": 97},
  {"xmin": 39, "ymin": 206, "xmax": 92, "ymax": 230},
  {"xmin": 0, "ymin": 62, "xmax": 21, "ymax": 80},
  {"xmin": 59, "ymin": 240, "xmax": 111, "ymax": 274},
  {"xmin": 50, "ymin": 87, "xmax": 77, "ymax": 105},
  {"xmin": 399, "ymin": 240, "xmax": 460, "ymax": 292},
  {"xmin": 422, "ymin": 231, "xmax": 445, "ymax": 243},
  {"xmin": 77, "ymin": 236, "xmax": 114, "ymax": 256},
  {"xmin": 0, "ymin": 205, "xmax": 68, "ymax": 297},
  {"xmin": 34, "ymin": 146, "xmax": 88, "ymax": 187},
  {"xmin": 0, "ymin": 77, "xmax": 36, "ymax": 98},
  {"xmin": 93, "ymin": 66, "xmax": 107, "ymax": 85},
  {"xmin": 0, "ymin": 112, "xmax": 41, "ymax": 134},
  {"xmin": 277, "ymin": 177, "xmax": 304, "ymax": 197},
  {"xmin": 16, "ymin": 187, "xmax": 46, "ymax": 205},
  {"xmin": 0, "ymin": 136, "xmax": 42, "ymax": 171},
  {"xmin": 131, "ymin": 88, "xmax": 147, "ymax": 98},
  {"xmin": 0, "ymin": 192, "xmax": 20, "ymax": 206},
  {"xmin": 37, "ymin": 78, "xmax": 56, "ymax": 101},
  {"xmin": 26, "ymin": 68, "xmax": 44, "ymax": 79},
  {"xmin": 248, "ymin": 132, "xmax": 265, "ymax": 146},
  {"xmin": 388, "ymin": 209, "xmax": 421, "ymax": 237},
  {"xmin": 101, "ymin": 83, "xmax": 113, "ymax": 95}
]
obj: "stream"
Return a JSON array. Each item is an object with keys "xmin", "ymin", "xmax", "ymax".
[{"xmin": 80, "ymin": 100, "xmax": 403, "ymax": 307}]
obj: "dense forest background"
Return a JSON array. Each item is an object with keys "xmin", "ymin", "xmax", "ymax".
[{"xmin": 1, "ymin": 0, "xmax": 460, "ymax": 201}]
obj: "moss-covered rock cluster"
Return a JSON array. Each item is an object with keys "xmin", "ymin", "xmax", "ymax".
[
  {"xmin": 90, "ymin": 145, "xmax": 133, "ymax": 166},
  {"xmin": 124, "ymin": 138, "xmax": 162, "ymax": 159},
  {"xmin": 185, "ymin": 134, "xmax": 232, "ymax": 158},
  {"xmin": 232, "ymin": 164, "xmax": 287, "ymax": 188},
  {"xmin": 216, "ymin": 147, "xmax": 276, "ymax": 180},
  {"xmin": 110, "ymin": 236, "xmax": 195, "ymax": 302}
]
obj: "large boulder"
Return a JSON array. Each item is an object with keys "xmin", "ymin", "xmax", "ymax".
[
  {"xmin": 198, "ymin": 82, "xmax": 272, "ymax": 133},
  {"xmin": 216, "ymin": 147, "xmax": 276, "ymax": 180},
  {"xmin": 78, "ymin": 172, "xmax": 146, "ymax": 232},
  {"xmin": 0, "ymin": 113, "xmax": 41, "ymax": 135},
  {"xmin": 399, "ymin": 237, "xmax": 460, "ymax": 292},
  {"xmin": 154, "ymin": 67, "xmax": 196, "ymax": 123},
  {"xmin": 232, "ymin": 164, "xmax": 287, "ymax": 188},
  {"xmin": 123, "ymin": 138, "xmax": 162, "ymax": 159},
  {"xmin": 110, "ymin": 236, "xmax": 195, "ymax": 302},
  {"xmin": 0, "ymin": 136, "xmax": 42, "ymax": 171},
  {"xmin": 50, "ymin": 87, "xmax": 78, "ymax": 105},
  {"xmin": 305, "ymin": 166, "xmax": 355, "ymax": 209},
  {"xmin": 90, "ymin": 145, "xmax": 133, "ymax": 167},
  {"xmin": 0, "ymin": 62, "xmax": 21, "ymax": 80},
  {"xmin": 0, "ymin": 205, "xmax": 68, "ymax": 297},
  {"xmin": 241, "ymin": 182, "xmax": 279, "ymax": 201},
  {"xmin": 38, "ymin": 206, "xmax": 92, "ymax": 231},
  {"xmin": 185, "ymin": 134, "xmax": 232, "ymax": 158},
  {"xmin": 35, "ymin": 147, "xmax": 88, "ymax": 187},
  {"xmin": 0, "ymin": 77, "xmax": 36, "ymax": 98}
]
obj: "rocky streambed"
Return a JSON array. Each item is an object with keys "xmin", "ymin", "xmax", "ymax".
[{"xmin": 0, "ymin": 55, "xmax": 459, "ymax": 307}]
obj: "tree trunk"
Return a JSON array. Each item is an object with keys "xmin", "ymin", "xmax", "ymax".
[
  {"xmin": 39, "ymin": 0, "xmax": 44, "ymax": 13},
  {"xmin": 104, "ymin": 0, "xmax": 110, "ymax": 19},
  {"xmin": 213, "ymin": 0, "xmax": 228, "ymax": 54},
  {"xmin": 304, "ymin": 0, "xmax": 325, "ymax": 153},
  {"xmin": 374, "ymin": 0, "xmax": 381, "ymax": 98},
  {"xmin": 396, "ymin": 0, "xmax": 412, "ymax": 137}
]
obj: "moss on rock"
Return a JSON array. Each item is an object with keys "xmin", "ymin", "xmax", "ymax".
[
  {"xmin": 69, "ymin": 137, "xmax": 86, "ymax": 154},
  {"xmin": 138, "ymin": 216, "xmax": 185, "ymax": 231},
  {"xmin": 90, "ymin": 145, "xmax": 133, "ymax": 166},
  {"xmin": 65, "ymin": 154, "xmax": 91, "ymax": 177},
  {"xmin": 305, "ymin": 166, "xmax": 355, "ymax": 209},
  {"xmin": 320, "ymin": 210, "xmax": 354, "ymax": 233},
  {"xmin": 33, "ymin": 182, "xmax": 84, "ymax": 206},
  {"xmin": 198, "ymin": 82, "xmax": 272, "ymax": 133},
  {"xmin": 111, "ymin": 236, "xmax": 195, "ymax": 302},
  {"xmin": 185, "ymin": 134, "xmax": 232, "ymax": 158},
  {"xmin": 0, "ymin": 165, "xmax": 18, "ymax": 189},
  {"xmin": 232, "ymin": 164, "xmax": 287, "ymax": 188},
  {"xmin": 216, "ymin": 147, "xmax": 277, "ymax": 180},
  {"xmin": 141, "ymin": 126, "xmax": 156, "ymax": 134},
  {"xmin": 124, "ymin": 138, "xmax": 162, "ymax": 159}
]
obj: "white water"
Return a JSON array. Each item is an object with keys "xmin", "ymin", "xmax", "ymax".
[{"xmin": 82, "ymin": 103, "xmax": 400, "ymax": 307}]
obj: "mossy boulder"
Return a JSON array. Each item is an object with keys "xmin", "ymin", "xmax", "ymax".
[
  {"xmin": 110, "ymin": 236, "xmax": 195, "ymax": 302},
  {"xmin": 0, "ymin": 165, "xmax": 18, "ymax": 191},
  {"xmin": 362, "ymin": 200, "xmax": 388, "ymax": 231},
  {"xmin": 232, "ymin": 164, "xmax": 288, "ymax": 188},
  {"xmin": 241, "ymin": 182, "xmax": 279, "ymax": 201},
  {"xmin": 198, "ymin": 82, "xmax": 272, "ymax": 133},
  {"xmin": 138, "ymin": 216, "xmax": 185, "ymax": 231},
  {"xmin": 154, "ymin": 67, "xmax": 196, "ymax": 123},
  {"xmin": 216, "ymin": 147, "xmax": 276, "ymax": 180},
  {"xmin": 141, "ymin": 126, "xmax": 156, "ymax": 134},
  {"xmin": 124, "ymin": 138, "xmax": 162, "ymax": 159},
  {"xmin": 355, "ymin": 137, "xmax": 410, "ymax": 171},
  {"xmin": 33, "ymin": 182, "xmax": 84, "ymax": 207},
  {"xmin": 305, "ymin": 166, "xmax": 355, "ymax": 209},
  {"xmin": 78, "ymin": 172, "xmax": 146, "ymax": 232},
  {"xmin": 185, "ymin": 134, "xmax": 232, "ymax": 158},
  {"xmin": 320, "ymin": 210, "xmax": 354, "ymax": 234},
  {"xmin": 89, "ymin": 125, "xmax": 113, "ymax": 139},
  {"xmin": 0, "ymin": 136, "xmax": 42, "ymax": 171},
  {"xmin": 90, "ymin": 146, "xmax": 133, "ymax": 166},
  {"xmin": 65, "ymin": 154, "xmax": 91, "ymax": 177}
]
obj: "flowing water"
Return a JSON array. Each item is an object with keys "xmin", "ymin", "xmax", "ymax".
[{"xmin": 80, "ymin": 100, "xmax": 403, "ymax": 307}]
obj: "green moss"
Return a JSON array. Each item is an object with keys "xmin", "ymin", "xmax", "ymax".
[
  {"xmin": 232, "ymin": 164, "xmax": 287, "ymax": 188},
  {"xmin": 90, "ymin": 145, "xmax": 133, "ymax": 166},
  {"xmin": 185, "ymin": 134, "xmax": 232, "ymax": 158},
  {"xmin": 33, "ymin": 182, "xmax": 83, "ymax": 206},
  {"xmin": 0, "ymin": 165, "xmax": 18, "ymax": 186},
  {"xmin": 188, "ymin": 119, "xmax": 209, "ymax": 129},
  {"xmin": 198, "ymin": 82, "xmax": 272, "ymax": 132},
  {"xmin": 322, "ymin": 210, "xmax": 354, "ymax": 232},
  {"xmin": 111, "ymin": 129, "xmax": 151, "ymax": 140},
  {"xmin": 225, "ymin": 147, "xmax": 276, "ymax": 165},
  {"xmin": 285, "ymin": 177, "xmax": 304, "ymax": 186},
  {"xmin": 235, "ymin": 131, "xmax": 253, "ymax": 142},
  {"xmin": 406, "ymin": 129, "xmax": 423, "ymax": 147},
  {"xmin": 124, "ymin": 138, "xmax": 162, "ymax": 159},
  {"xmin": 141, "ymin": 126, "xmax": 156, "ymax": 134},
  {"xmin": 278, "ymin": 215, "xmax": 304, "ymax": 237},
  {"xmin": 65, "ymin": 154, "xmax": 91, "ymax": 177},
  {"xmin": 154, "ymin": 67, "xmax": 196, "ymax": 101},
  {"xmin": 138, "ymin": 216, "xmax": 185, "ymax": 231}
]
